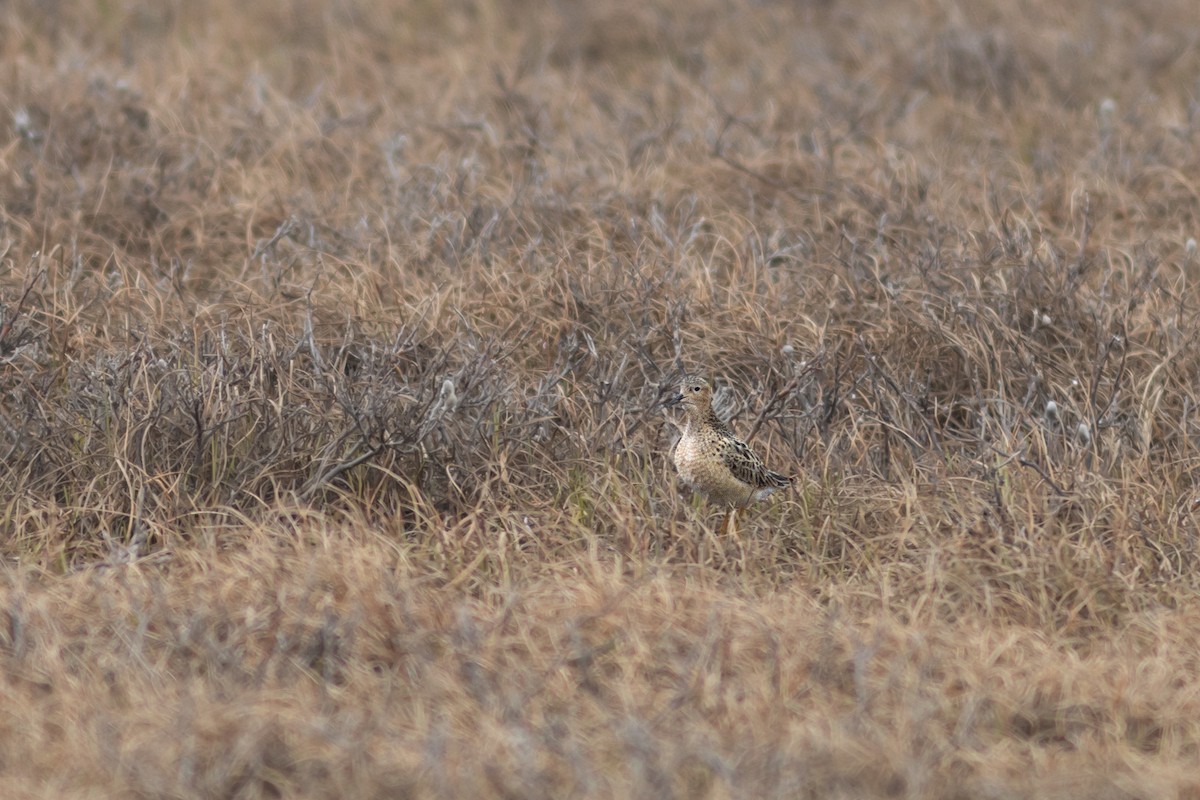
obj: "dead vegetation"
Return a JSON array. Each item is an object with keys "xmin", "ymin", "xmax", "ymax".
[{"xmin": 3, "ymin": 0, "xmax": 1200, "ymax": 796}]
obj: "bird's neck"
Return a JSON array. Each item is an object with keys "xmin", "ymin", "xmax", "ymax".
[{"xmin": 686, "ymin": 406, "xmax": 728, "ymax": 434}]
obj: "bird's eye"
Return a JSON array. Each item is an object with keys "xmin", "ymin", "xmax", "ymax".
[{"xmin": 691, "ymin": 385, "xmax": 701, "ymax": 393}]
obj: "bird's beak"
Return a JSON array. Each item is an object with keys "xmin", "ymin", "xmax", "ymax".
[{"xmin": 664, "ymin": 391, "xmax": 683, "ymax": 408}]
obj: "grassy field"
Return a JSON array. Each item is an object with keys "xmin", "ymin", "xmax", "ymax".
[{"xmin": 3, "ymin": 0, "xmax": 1200, "ymax": 796}]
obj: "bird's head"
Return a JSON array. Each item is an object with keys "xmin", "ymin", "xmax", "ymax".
[{"xmin": 665, "ymin": 374, "xmax": 712, "ymax": 413}]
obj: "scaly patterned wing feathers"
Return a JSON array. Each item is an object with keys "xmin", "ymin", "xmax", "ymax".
[{"xmin": 721, "ymin": 437, "xmax": 793, "ymax": 490}]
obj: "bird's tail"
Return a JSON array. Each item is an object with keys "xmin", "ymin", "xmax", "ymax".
[{"xmin": 769, "ymin": 470, "xmax": 794, "ymax": 489}]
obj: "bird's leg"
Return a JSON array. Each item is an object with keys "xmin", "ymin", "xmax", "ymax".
[
  {"xmin": 728, "ymin": 507, "xmax": 748, "ymax": 570},
  {"xmin": 713, "ymin": 509, "xmax": 736, "ymax": 570}
]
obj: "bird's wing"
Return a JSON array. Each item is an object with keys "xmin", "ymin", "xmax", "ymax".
[{"xmin": 722, "ymin": 438, "xmax": 792, "ymax": 489}]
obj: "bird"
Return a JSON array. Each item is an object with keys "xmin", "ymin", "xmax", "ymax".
[{"xmin": 665, "ymin": 373, "xmax": 794, "ymax": 535}]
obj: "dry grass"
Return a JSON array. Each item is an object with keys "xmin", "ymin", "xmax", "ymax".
[{"xmin": 3, "ymin": 0, "xmax": 1200, "ymax": 796}]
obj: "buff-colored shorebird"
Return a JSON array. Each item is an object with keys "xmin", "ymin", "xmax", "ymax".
[{"xmin": 665, "ymin": 374, "xmax": 794, "ymax": 535}]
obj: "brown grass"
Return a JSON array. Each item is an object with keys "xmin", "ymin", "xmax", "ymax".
[{"xmin": 3, "ymin": 0, "xmax": 1200, "ymax": 796}]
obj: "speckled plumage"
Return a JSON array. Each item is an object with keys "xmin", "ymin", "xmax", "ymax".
[{"xmin": 666, "ymin": 375, "xmax": 793, "ymax": 524}]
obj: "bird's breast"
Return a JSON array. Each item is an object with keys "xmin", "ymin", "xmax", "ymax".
[{"xmin": 672, "ymin": 432, "xmax": 755, "ymax": 506}]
